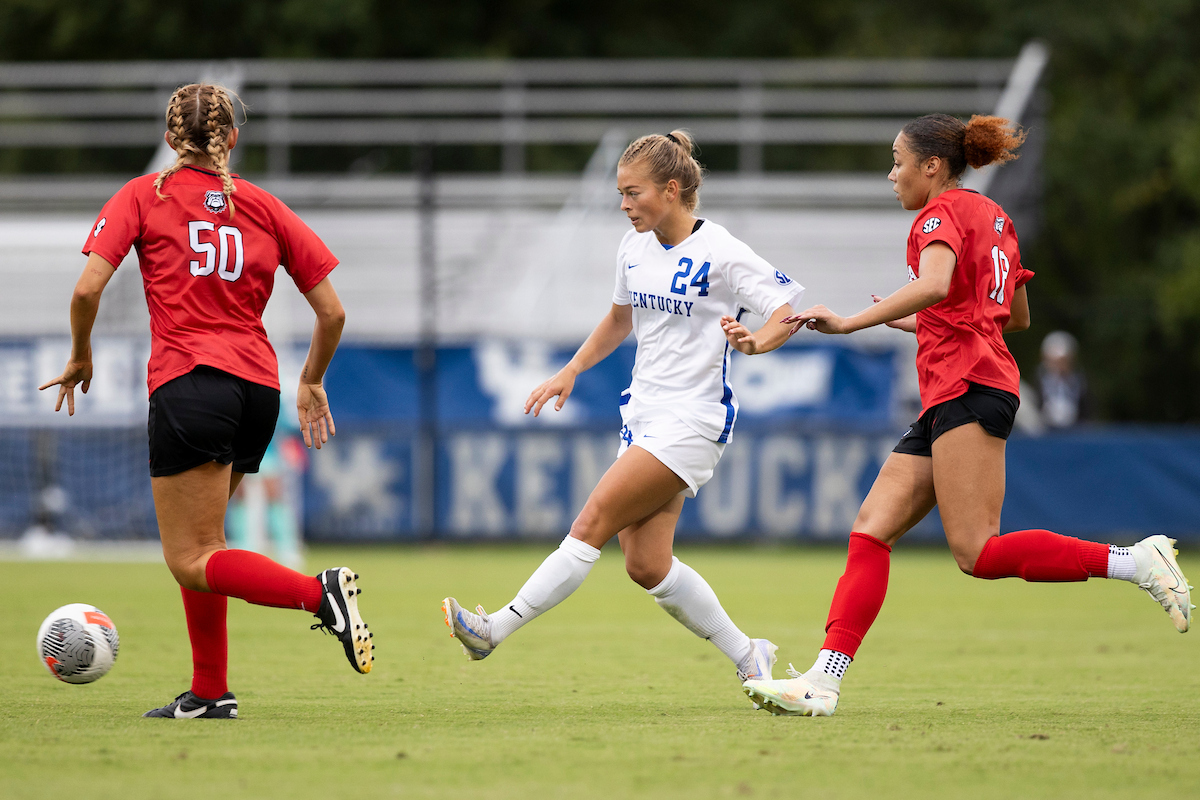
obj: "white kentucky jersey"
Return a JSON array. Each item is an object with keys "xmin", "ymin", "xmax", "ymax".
[{"xmin": 613, "ymin": 219, "xmax": 804, "ymax": 443}]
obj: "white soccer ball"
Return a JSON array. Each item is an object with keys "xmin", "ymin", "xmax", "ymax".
[{"xmin": 36, "ymin": 603, "xmax": 119, "ymax": 684}]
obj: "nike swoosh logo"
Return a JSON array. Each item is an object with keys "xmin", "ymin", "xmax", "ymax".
[
  {"xmin": 457, "ymin": 612, "xmax": 485, "ymax": 639},
  {"xmin": 323, "ymin": 576, "xmax": 347, "ymax": 633},
  {"xmin": 1155, "ymin": 544, "xmax": 1187, "ymax": 592},
  {"xmin": 328, "ymin": 595, "xmax": 346, "ymax": 632},
  {"xmin": 174, "ymin": 698, "xmax": 236, "ymax": 718},
  {"xmin": 172, "ymin": 705, "xmax": 210, "ymax": 724},
  {"xmin": 627, "ymin": 263, "xmax": 638, "ymax": 269},
  {"xmin": 509, "ymin": 605, "xmax": 523, "ymax": 618},
  {"xmin": 804, "ymin": 691, "xmax": 817, "ymax": 700}
]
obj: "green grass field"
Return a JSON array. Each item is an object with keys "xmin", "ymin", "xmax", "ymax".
[{"xmin": 2, "ymin": 544, "xmax": 1197, "ymax": 799}]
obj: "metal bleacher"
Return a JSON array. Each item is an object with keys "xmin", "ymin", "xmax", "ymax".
[{"xmin": 0, "ymin": 45, "xmax": 1047, "ymax": 345}]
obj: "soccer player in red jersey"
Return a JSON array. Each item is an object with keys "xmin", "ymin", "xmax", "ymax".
[
  {"xmin": 39, "ymin": 84, "xmax": 373, "ymax": 719},
  {"xmin": 743, "ymin": 113, "xmax": 1193, "ymax": 717}
]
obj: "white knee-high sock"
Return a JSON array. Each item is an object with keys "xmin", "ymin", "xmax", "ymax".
[
  {"xmin": 489, "ymin": 535, "xmax": 601, "ymax": 644},
  {"xmin": 647, "ymin": 557, "xmax": 753, "ymax": 671}
]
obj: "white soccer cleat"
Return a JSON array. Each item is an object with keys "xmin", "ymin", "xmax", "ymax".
[
  {"xmin": 737, "ymin": 638, "xmax": 779, "ymax": 684},
  {"xmin": 442, "ymin": 597, "xmax": 496, "ymax": 660},
  {"xmin": 743, "ymin": 664, "xmax": 840, "ymax": 717},
  {"xmin": 1131, "ymin": 536, "xmax": 1192, "ymax": 633}
]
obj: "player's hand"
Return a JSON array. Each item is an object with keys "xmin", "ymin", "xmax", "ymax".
[
  {"xmin": 873, "ymin": 294, "xmax": 917, "ymax": 332},
  {"xmin": 525, "ymin": 368, "xmax": 577, "ymax": 417},
  {"xmin": 297, "ymin": 381, "xmax": 336, "ymax": 449},
  {"xmin": 37, "ymin": 359, "xmax": 93, "ymax": 416},
  {"xmin": 720, "ymin": 315, "xmax": 760, "ymax": 355},
  {"xmin": 782, "ymin": 305, "xmax": 852, "ymax": 335}
]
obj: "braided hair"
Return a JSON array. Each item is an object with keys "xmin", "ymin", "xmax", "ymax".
[{"xmin": 153, "ymin": 83, "xmax": 242, "ymax": 217}]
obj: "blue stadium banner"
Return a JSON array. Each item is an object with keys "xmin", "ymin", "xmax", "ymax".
[
  {"xmin": 0, "ymin": 338, "xmax": 897, "ymax": 428},
  {"xmin": 3, "ymin": 336, "xmax": 1200, "ymax": 543}
]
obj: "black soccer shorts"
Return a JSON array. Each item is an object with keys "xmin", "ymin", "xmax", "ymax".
[
  {"xmin": 147, "ymin": 365, "xmax": 280, "ymax": 477},
  {"xmin": 893, "ymin": 381, "xmax": 1019, "ymax": 458}
]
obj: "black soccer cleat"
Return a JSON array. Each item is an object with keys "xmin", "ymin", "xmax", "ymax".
[
  {"xmin": 312, "ymin": 567, "xmax": 374, "ymax": 674},
  {"xmin": 142, "ymin": 690, "xmax": 238, "ymax": 719}
]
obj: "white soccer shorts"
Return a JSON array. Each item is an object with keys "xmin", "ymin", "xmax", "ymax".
[{"xmin": 616, "ymin": 407, "xmax": 725, "ymax": 498}]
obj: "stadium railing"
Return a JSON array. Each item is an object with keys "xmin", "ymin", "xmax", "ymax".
[{"xmin": 0, "ymin": 47, "xmax": 1074, "ymax": 550}]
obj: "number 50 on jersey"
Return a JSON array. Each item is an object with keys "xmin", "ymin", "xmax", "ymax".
[{"xmin": 188, "ymin": 220, "xmax": 244, "ymax": 282}]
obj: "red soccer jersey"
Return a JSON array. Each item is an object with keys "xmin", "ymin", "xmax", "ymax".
[
  {"xmin": 906, "ymin": 188, "xmax": 1033, "ymax": 412},
  {"xmin": 83, "ymin": 167, "xmax": 338, "ymax": 395}
]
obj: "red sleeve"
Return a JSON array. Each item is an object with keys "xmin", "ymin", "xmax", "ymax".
[
  {"xmin": 271, "ymin": 197, "xmax": 339, "ymax": 293},
  {"xmin": 82, "ymin": 179, "xmax": 142, "ymax": 267},
  {"xmin": 1005, "ymin": 216, "xmax": 1032, "ymax": 288},
  {"xmin": 912, "ymin": 206, "xmax": 964, "ymax": 262}
]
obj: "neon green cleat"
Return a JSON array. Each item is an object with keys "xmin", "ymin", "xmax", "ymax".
[
  {"xmin": 743, "ymin": 664, "xmax": 840, "ymax": 717},
  {"xmin": 1131, "ymin": 536, "xmax": 1192, "ymax": 633}
]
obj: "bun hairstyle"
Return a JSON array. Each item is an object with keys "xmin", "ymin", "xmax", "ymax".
[
  {"xmin": 618, "ymin": 129, "xmax": 705, "ymax": 212},
  {"xmin": 153, "ymin": 83, "xmax": 243, "ymax": 216},
  {"xmin": 901, "ymin": 113, "xmax": 1026, "ymax": 181}
]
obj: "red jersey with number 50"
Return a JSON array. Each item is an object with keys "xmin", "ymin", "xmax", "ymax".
[
  {"xmin": 82, "ymin": 166, "xmax": 338, "ymax": 395},
  {"xmin": 907, "ymin": 188, "xmax": 1033, "ymax": 412}
]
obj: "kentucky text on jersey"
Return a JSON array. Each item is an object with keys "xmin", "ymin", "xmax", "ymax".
[
  {"xmin": 628, "ymin": 291, "xmax": 695, "ymax": 317},
  {"xmin": 614, "ymin": 219, "xmax": 804, "ymax": 444}
]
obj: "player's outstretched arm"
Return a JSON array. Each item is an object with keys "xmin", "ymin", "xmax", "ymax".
[
  {"xmin": 785, "ymin": 243, "xmax": 956, "ymax": 334},
  {"xmin": 525, "ymin": 303, "xmax": 633, "ymax": 417},
  {"xmin": 720, "ymin": 304, "xmax": 796, "ymax": 355},
  {"xmin": 38, "ymin": 253, "xmax": 116, "ymax": 415},
  {"xmin": 298, "ymin": 276, "xmax": 346, "ymax": 449},
  {"xmin": 872, "ymin": 295, "xmax": 916, "ymax": 333}
]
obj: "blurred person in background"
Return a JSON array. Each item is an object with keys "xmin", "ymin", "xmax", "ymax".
[
  {"xmin": 227, "ymin": 431, "xmax": 308, "ymax": 571},
  {"xmin": 1037, "ymin": 330, "xmax": 1088, "ymax": 428},
  {"xmin": 743, "ymin": 113, "xmax": 1193, "ymax": 718},
  {"xmin": 39, "ymin": 83, "xmax": 371, "ymax": 720},
  {"xmin": 443, "ymin": 130, "xmax": 804, "ymax": 687}
]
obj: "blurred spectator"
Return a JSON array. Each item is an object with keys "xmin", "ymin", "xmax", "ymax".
[
  {"xmin": 226, "ymin": 432, "xmax": 308, "ymax": 570},
  {"xmin": 1036, "ymin": 331, "xmax": 1089, "ymax": 428}
]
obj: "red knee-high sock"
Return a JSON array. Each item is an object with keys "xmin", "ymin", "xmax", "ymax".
[
  {"xmin": 971, "ymin": 529, "xmax": 1109, "ymax": 581},
  {"xmin": 822, "ymin": 532, "xmax": 892, "ymax": 658},
  {"xmin": 182, "ymin": 587, "xmax": 228, "ymax": 700},
  {"xmin": 205, "ymin": 549, "xmax": 322, "ymax": 611}
]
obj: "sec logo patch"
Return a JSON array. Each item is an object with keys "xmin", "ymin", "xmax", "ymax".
[
  {"xmin": 922, "ymin": 217, "xmax": 941, "ymax": 234},
  {"xmin": 774, "ymin": 270, "xmax": 792, "ymax": 286}
]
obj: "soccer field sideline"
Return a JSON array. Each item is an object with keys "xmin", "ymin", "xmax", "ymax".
[{"xmin": 2, "ymin": 544, "xmax": 1197, "ymax": 799}]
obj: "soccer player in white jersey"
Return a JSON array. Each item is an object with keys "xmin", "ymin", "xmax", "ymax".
[{"xmin": 443, "ymin": 130, "xmax": 804, "ymax": 688}]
